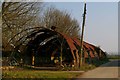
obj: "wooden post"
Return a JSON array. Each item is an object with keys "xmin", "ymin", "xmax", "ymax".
[
  {"xmin": 32, "ymin": 50, "xmax": 35, "ymax": 66},
  {"xmin": 59, "ymin": 43, "xmax": 63, "ymax": 67},
  {"xmin": 79, "ymin": 2, "xmax": 87, "ymax": 67},
  {"xmin": 99, "ymin": 49, "xmax": 102, "ymax": 58},
  {"xmin": 32, "ymin": 55, "xmax": 35, "ymax": 66},
  {"xmin": 76, "ymin": 50, "xmax": 79, "ymax": 68}
]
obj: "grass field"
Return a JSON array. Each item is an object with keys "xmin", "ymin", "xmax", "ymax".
[
  {"xmin": 2, "ymin": 63, "xmax": 98, "ymax": 79},
  {"xmin": 2, "ymin": 70, "xmax": 82, "ymax": 79},
  {"xmin": 107, "ymin": 54, "xmax": 120, "ymax": 62}
]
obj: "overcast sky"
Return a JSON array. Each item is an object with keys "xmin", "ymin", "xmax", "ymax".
[{"xmin": 44, "ymin": 2, "xmax": 118, "ymax": 53}]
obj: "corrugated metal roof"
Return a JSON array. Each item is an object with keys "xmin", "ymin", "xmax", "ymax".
[{"xmin": 61, "ymin": 34, "xmax": 96, "ymax": 58}]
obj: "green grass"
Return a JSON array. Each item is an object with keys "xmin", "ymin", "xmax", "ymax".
[
  {"xmin": 107, "ymin": 54, "xmax": 120, "ymax": 60},
  {"xmin": 2, "ymin": 70, "xmax": 82, "ymax": 79},
  {"xmin": 79, "ymin": 64, "xmax": 96, "ymax": 71}
]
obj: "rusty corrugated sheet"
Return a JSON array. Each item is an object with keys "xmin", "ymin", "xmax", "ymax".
[
  {"xmin": 61, "ymin": 34, "xmax": 96, "ymax": 59},
  {"xmin": 72, "ymin": 37, "xmax": 95, "ymax": 58},
  {"xmin": 89, "ymin": 51, "xmax": 95, "ymax": 58},
  {"xmin": 84, "ymin": 51, "xmax": 88, "ymax": 58},
  {"xmin": 62, "ymin": 34, "xmax": 77, "ymax": 60}
]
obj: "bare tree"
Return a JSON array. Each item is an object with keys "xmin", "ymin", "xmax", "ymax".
[
  {"xmin": 2, "ymin": 2, "xmax": 43, "ymax": 50},
  {"xmin": 41, "ymin": 7, "xmax": 80, "ymax": 37}
]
